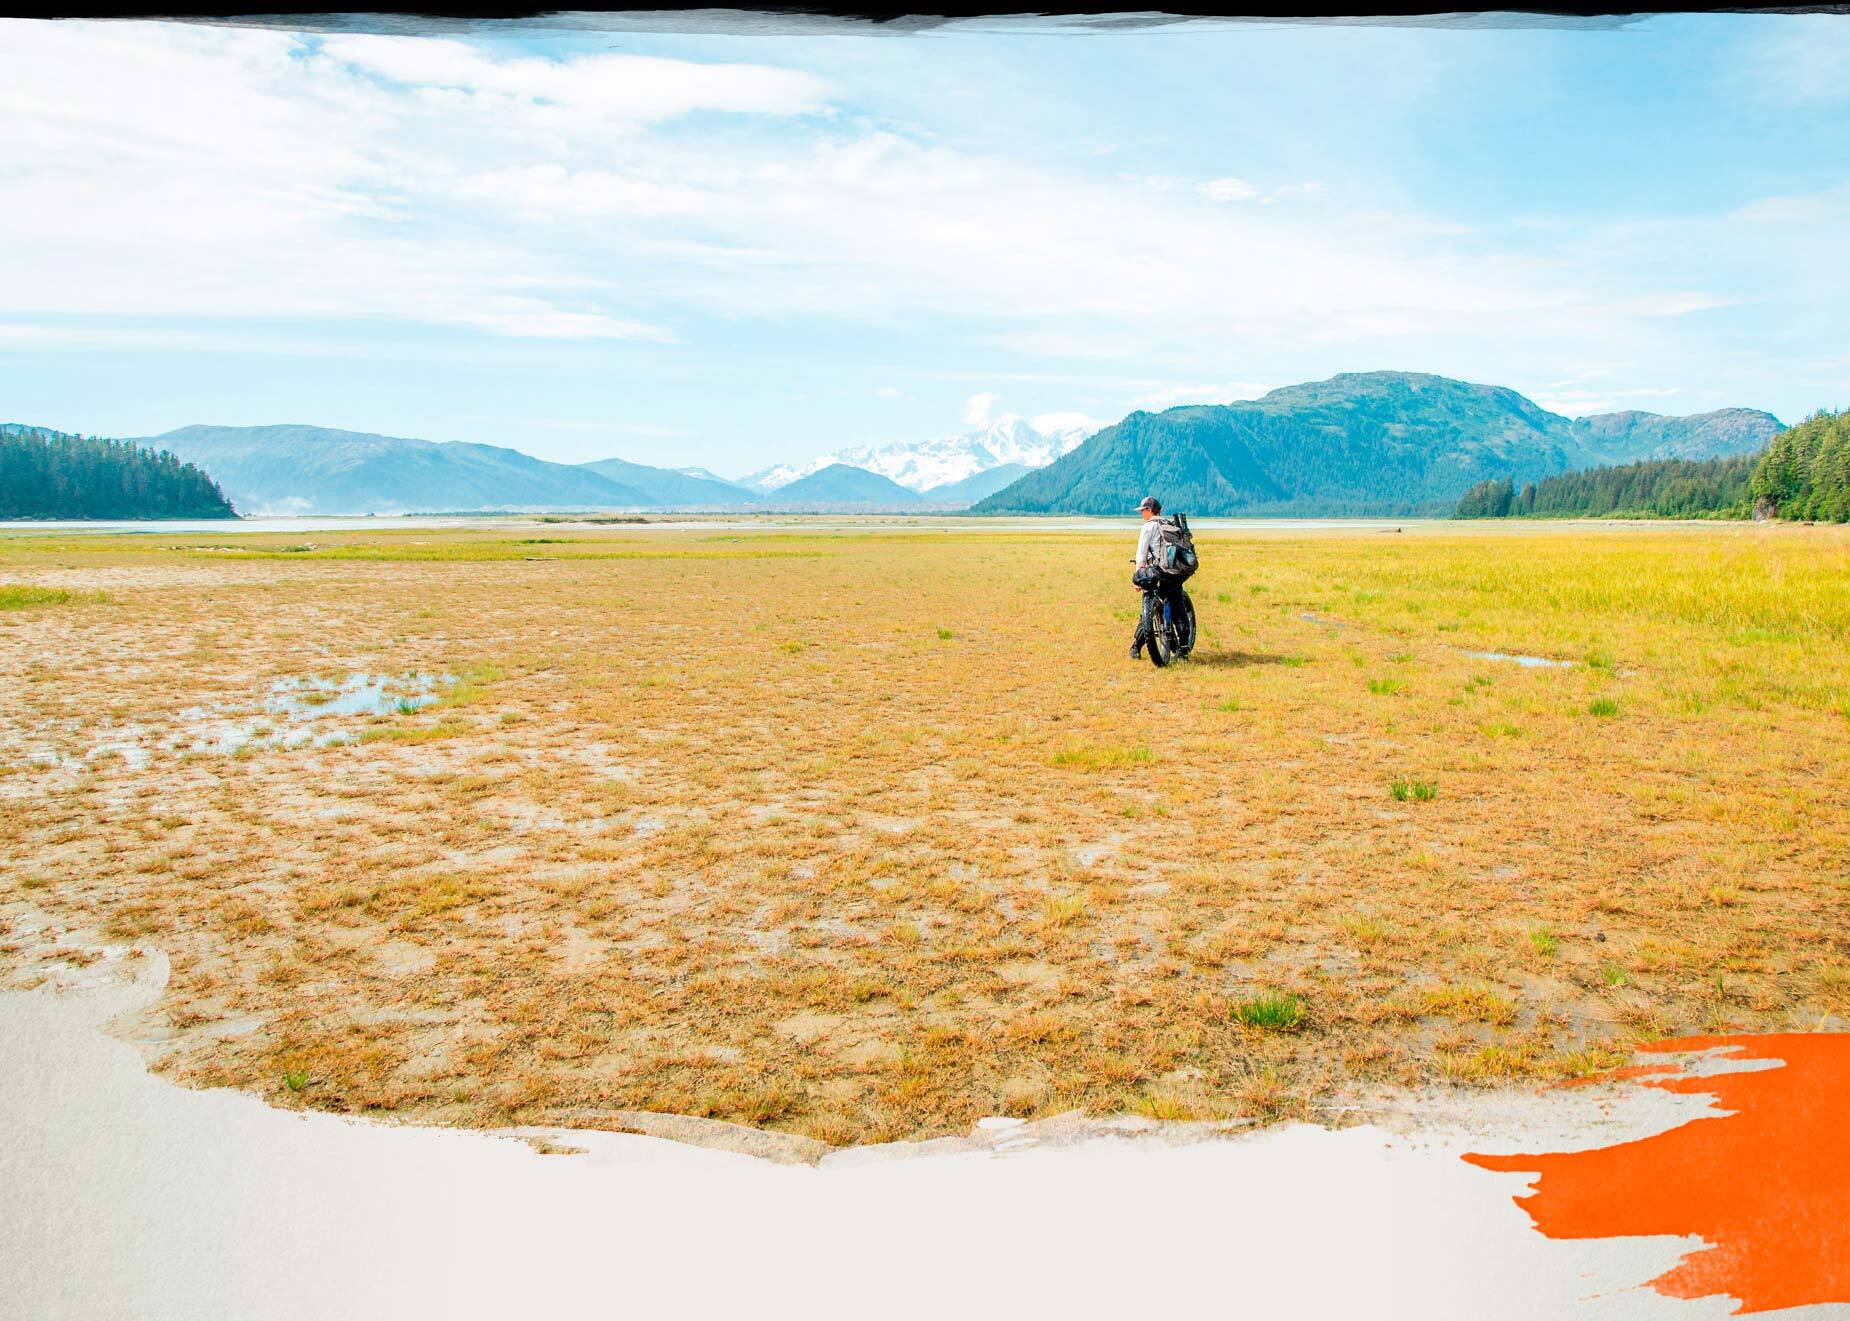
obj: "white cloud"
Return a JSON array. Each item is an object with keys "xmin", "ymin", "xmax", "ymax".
[
  {"xmin": 1145, "ymin": 174, "xmax": 1321, "ymax": 205},
  {"xmin": 0, "ymin": 21, "xmax": 822, "ymax": 342},
  {"xmin": 448, "ymin": 308, "xmax": 677, "ymax": 342},
  {"xmin": 1739, "ymin": 16, "xmax": 1850, "ymax": 105},
  {"xmin": 1029, "ymin": 411, "xmax": 1103, "ymax": 436},
  {"xmin": 1197, "ymin": 177, "xmax": 1259, "ymax": 202},
  {"xmin": 962, "ymin": 392, "xmax": 998, "ymax": 426},
  {"xmin": 0, "ymin": 16, "xmax": 1825, "ymax": 390},
  {"xmin": 320, "ymin": 35, "xmax": 829, "ymax": 125},
  {"xmin": 1526, "ymin": 386, "xmax": 1690, "ymax": 417},
  {"xmin": 1611, "ymin": 293, "xmax": 1740, "ymax": 319}
]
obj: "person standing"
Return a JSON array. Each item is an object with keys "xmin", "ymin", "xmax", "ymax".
[{"xmin": 1129, "ymin": 494, "xmax": 1171, "ymax": 659}]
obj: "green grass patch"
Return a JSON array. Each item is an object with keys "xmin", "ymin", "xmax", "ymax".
[
  {"xmin": 1588, "ymin": 698, "xmax": 1619, "ymax": 718},
  {"xmin": 436, "ymin": 663, "xmax": 505, "ymax": 709},
  {"xmin": 1232, "ymin": 991, "xmax": 1305, "ymax": 1031},
  {"xmin": 1048, "ymin": 743, "xmax": 1153, "ymax": 770},
  {"xmin": 357, "ymin": 721, "xmax": 470, "ymax": 745},
  {"xmin": 0, "ymin": 585, "xmax": 100, "ymax": 610},
  {"xmin": 1340, "ymin": 914, "xmax": 1389, "ymax": 945},
  {"xmin": 1415, "ymin": 984, "xmax": 1517, "ymax": 1025},
  {"xmin": 1040, "ymin": 893, "xmax": 1089, "ymax": 929},
  {"xmin": 1390, "ymin": 778, "xmax": 1437, "ymax": 802}
]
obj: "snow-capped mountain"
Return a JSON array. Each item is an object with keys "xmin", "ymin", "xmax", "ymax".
[{"xmin": 744, "ymin": 415, "xmax": 1099, "ymax": 494}]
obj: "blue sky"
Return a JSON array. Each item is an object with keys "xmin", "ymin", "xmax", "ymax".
[{"xmin": 1, "ymin": 14, "xmax": 1846, "ymax": 476}]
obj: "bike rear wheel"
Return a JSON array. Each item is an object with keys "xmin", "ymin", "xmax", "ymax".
[{"xmin": 1174, "ymin": 590, "xmax": 1196, "ymax": 659}]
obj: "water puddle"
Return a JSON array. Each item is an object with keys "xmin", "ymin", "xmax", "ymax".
[
  {"xmin": 86, "ymin": 740, "xmax": 153, "ymax": 772},
  {"xmin": 173, "ymin": 672, "xmax": 454, "ymax": 755},
  {"xmin": 23, "ymin": 736, "xmax": 152, "ymax": 775},
  {"xmin": 1464, "ymin": 1033, "xmax": 1850, "ymax": 1313},
  {"xmin": 1465, "ymin": 651, "xmax": 1573, "ymax": 668},
  {"xmin": 266, "ymin": 672, "xmax": 451, "ymax": 720}
]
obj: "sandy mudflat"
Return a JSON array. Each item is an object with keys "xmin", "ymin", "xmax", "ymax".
[{"xmin": 0, "ymin": 947, "xmax": 1790, "ymax": 1321}]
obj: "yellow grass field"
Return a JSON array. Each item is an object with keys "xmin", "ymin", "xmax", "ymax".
[{"xmin": 3, "ymin": 518, "xmax": 1847, "ymax": 1147}]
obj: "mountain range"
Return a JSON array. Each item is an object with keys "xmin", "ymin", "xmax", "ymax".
[
  {"xmin": 757, "ymin": 464, "xmax": 925, "ymax": 508},
  {"xmin": 140, "ymin": 424, "xmax": 656, "ymax": 516},
  {"xmin": 1565, "ymin": 408, "xmax": 1781, "ymax": 463},
  {"xmin": 132, "ymin": 416, "xmax": 1093, "ymax": 514},
  {"xmin": 973, "ymin": 374, "xmax": 1782, "ymax": 517},
  {"xmin": 72, "ymin": 374, "xmax": 1782, "ymax": 519},
  {"xmin": 578, "ymin": 456, "xmax": 755, "ymax": 507},
  {"xmin": 743, "ymin": 416, "xmax": 1096, "ymax": 493}
]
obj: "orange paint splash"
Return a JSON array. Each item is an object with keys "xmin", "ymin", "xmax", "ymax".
[{"xmin": 1465, "ymin": 1034, "xmax": 1850, "ymax": 1314}]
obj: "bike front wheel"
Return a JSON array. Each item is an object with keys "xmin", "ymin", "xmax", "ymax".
[{"xmin": 1147, "ymin": 599, "xmax": 1175, "ymax": 667}]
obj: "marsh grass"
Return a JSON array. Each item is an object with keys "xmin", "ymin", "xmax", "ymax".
[
  {"xmin": 0, "ymin": 585, "xmax": 98, "ymax": 610},
  {"xmin": 1233, "ymin": 992, "xmax": 1305, "ymax": 1031},
  {"xmin": 1339, "ymin": 913, "xmax": 1389, "ymax": 945},
  {"xmin": 1039, "ymin": 893, "xmax": 1090, "ymax": 930},
  {"xmin": 1048, "ymin": 744, "xmax": 1152, "ymax": 769},
  {"xmin": 3, "ymin": 518, "xmax": 1846, "ymax": 1146},
  {"xmin": 1417, "ymin": 985, "xmax": 1518, "ymax": 1026},
  {"xmin": 1389, "ymin": 778, "xmax": 1437, "ymax": 802}
]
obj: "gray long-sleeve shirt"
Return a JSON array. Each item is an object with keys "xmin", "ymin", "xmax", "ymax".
[{"xmin": 1135, "ymin": 519, "xmax": 1161, "ymax": 571}]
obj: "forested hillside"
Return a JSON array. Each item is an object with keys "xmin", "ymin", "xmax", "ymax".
[
  {"xmin": 975, "ymin": 374, "xmax": 1580, "ymax": 517},
  {"xmin": 1455, "ymin": 453, "xmax": 1758, "ymax": 520},
  {"xmin": 0, "ymin": 425, "xmax": 236, "ymax": 519},
  {"xmin": 1456, "ymin": 408, "xmax": 1848, "ymax": 523},
  {"xmin": 1566, "ymin": 408, "xmax": 1780, "ymax": 464},
  {"xmin": 1752, "ymin": 410, "xmax": 1850, "ymax": 522}
]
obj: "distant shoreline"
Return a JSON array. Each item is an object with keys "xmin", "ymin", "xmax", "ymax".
[{"xmin": 6, "ymin": 512, "xmax": 1835, "ymax": 540}]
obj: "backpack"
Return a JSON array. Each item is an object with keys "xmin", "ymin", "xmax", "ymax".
[{"xmin": 1154, "ymin": 512, "xmax": 1198, "ymax": 581}]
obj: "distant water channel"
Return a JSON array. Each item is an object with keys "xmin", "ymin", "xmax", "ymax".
[{"xmin": 0, "ymin": 514, "xmax": 1437, "ymax": 536}]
